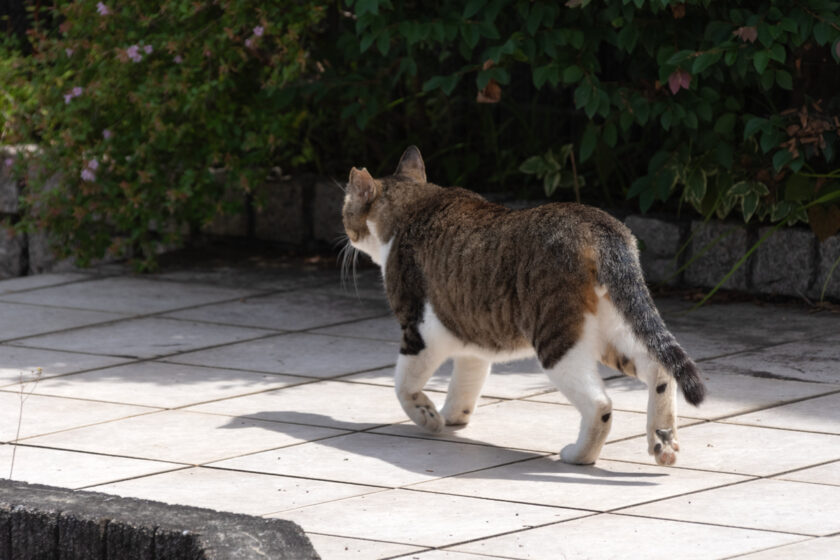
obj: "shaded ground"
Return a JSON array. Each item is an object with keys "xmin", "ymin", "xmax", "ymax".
[{"xmin": 0, "ymin": 248, "xmax": 838, "ymax": 559}]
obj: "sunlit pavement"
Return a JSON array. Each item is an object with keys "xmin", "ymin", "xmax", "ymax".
[{"xmin": 0, "ymin": 263, "xmax": 838, "ymax": 560}]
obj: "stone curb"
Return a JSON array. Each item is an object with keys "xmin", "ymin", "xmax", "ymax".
[{"xmin": 0, "ymin": 479, "xmax": 320, "ymax": 559}]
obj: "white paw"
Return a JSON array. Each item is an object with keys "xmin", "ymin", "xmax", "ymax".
[
  {"xmin": 648, "ymin": 428, "xmax": 680, "ymax": 466},
  {"xmin": 440, "ymin": 403, "xmax": 473, "ymax": 426},
  {"xmin": 560, "ymin": 443, "xmax": 597, "ymax": 465},
  {"xmin": 405, "ymin": 392, "xmax": 444, "ymax": 433}
]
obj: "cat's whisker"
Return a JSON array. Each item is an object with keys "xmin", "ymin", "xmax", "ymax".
[
  {"xmin": 337, "ymin": 235, "xmax": 360, "ymax": 296},
  {"xmin": 330, "ymin": 178, "xmax": 347, "ymax": 194}
]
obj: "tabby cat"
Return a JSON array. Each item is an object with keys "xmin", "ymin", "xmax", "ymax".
[{"xmin": 342, "ymin": 146, "xmax": 705, "ymax": 466}]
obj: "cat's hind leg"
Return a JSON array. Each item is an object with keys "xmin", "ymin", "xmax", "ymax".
[
  {"xmin": 542, "ymin": 315, "xmax": 612, "ymax": 465},
  {"xmin": 440, "ymin": 356, "xmax": 491, "ymax": 426},
  {"xmin": 394, "ymin": 351, "xmax": 447, "ymax": 433},
  {"xmin": 638, "ymin": 362, "xmax": 680, "ymax": 466}
]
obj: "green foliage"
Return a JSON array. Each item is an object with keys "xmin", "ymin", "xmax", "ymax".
[
  {"xmin": 326, "ymin": 0, "xmax": 840, "ymax": 236},
  {"xmin": 6, "ymin": 1, "xmax": 324, "ymax": 269},
  {"xmin": 519, "ymin": 144, "xmax": 584, "ymax": 199}
]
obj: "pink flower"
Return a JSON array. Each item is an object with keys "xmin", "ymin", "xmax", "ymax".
[
  {"xmin": 253, "ymin": 26, "xmax": 264, "ymax": 37},
  {"xmin": 87, "ymin": 158, "xmax": 99, "ymax": 171},
  {"xmin": 102, "ymin": 129, "xmax": 113, "ymax": 139},
  {"xmin": 668, "ymin": 69, "xmax": 692, "ymax": 94},
  {"xmin": 64, "ymin": 94, "xmax": 74, "ymax": 104},
  {"xmin": 173, "ymin": 55, "xmax": 183, "ymax": 64},
  {"xmin": 81, "ymin": 168, "xmax": 96, "ymax": 182},
  {"xmin": 244, "ymin": 38, "xmax": 254, "ymax": 49},
  {"xmin": 96, "ymin": 2, "xmax": 110, "ymax": 16},
  {"xmin": 72, "ymin": 86, "xmax": 83, "ymax": 97},
  {"xmin": 65, "ymin": 48, "xmax": 74, "ymax": 57},
  {"xmin": 126, "ymin": 45, "xmax": 143, "ymax": 62},
  {"xmin": 143, "ymin": 44, "xmax": 153, "ymax": 54},
  {"xmin": 3, "ymin": 158, "xmax": 13, "ymax": 168}
]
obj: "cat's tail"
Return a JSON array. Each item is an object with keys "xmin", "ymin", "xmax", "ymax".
[{"xmin": 596, "ymin": 228, "xmax": 706, "ymax": 406}]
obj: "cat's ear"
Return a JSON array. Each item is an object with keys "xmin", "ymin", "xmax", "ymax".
[
  {"xmin": 394, "ymin": 145, "xmax": 426, "ymax": 183},
  {"xmin": 347, "ymin": 167, "xmax": 379, "ymax": 203}
]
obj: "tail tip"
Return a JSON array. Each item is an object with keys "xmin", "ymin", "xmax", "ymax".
[{"xmin": 678, "ymin": 363, "xmax": 706, "ymax": 406}]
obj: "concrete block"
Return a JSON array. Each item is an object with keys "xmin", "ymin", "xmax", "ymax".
[
  {"xmin": 685, "ymin": 221, "xmax": 751, "ymax": 291},
  {"xmin": 0, "ymin": 229, "xmax": 25, "ymax": 278},
  {"xmin": 753, "ymin": 227, "xmax": 816, "ymax": 297},
  {"xmin": 0, "ymin": 162, "xmax": 21, "ymax": 214},
  {"xmin": 624, "ymin": 215, "xmax": 685, "ymax": 285},
  {"xmin": 254, "ymin": 177, "xmax": 306, "ymax": 245},
  {"xmin": 312, "ymin": 179, "xmax": 345, "ymax": 245},
  {"xmin": 0, "ymin": 479, "xmax": 319, "ymax": 559},
  {"xmin": 815, "ymin": 234, "xmax": 840, "ymax": 301},
  {"xmin": 27, "ymin": 231, "xmax": 58, "ymax": 275}
]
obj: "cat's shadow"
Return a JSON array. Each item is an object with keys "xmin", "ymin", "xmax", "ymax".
[{"xmin": 220, "ymin": 411, "xmax": 664, "ymax": 487}]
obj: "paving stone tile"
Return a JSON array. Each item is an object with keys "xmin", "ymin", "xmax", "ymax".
[
  {"xmin": 14, "ymin": 317, "xmax": 269, "ymax": 359},
  {"xmin": 775, "ymin": 460, "xmax": 840, "ymax": 486},
  {"xmin": 306, "ymin": 534, "xmax": 424, "ymax": 560},
  {"xmin": 452, "ymin": 513, "xmax": 802, "ymax": 560},
  {"xmin": 312, "ymin": 268, "xmax": 387, "ymax": 301},
  {"xmin": 277, "ymin": 489, "xmax": 584, "ymax": 547},
  {"xmin": 211, "ymin": 432, "xmax": 541, "ymax": 487},
  {"xmin": 0, "ymin": 272, "xmax": 89, "ymax": 295},
  {"xmin": 151, "ymin": 266, "xmax": 339, "ymax": 291},
  {"xmin": 23, "ymin": 409, "xmax": 346, "ymax": 464},
  {"xmin": 702, "ymin": 339, "xmax": 840, "ymax": 384},
  {"xmin": 732, "ymin": 536, "xmax": 840, "ymax": 559},
  {"xmin": 164, "ymin": 290, "xmax": 388, "ymax": 331},
  {"xmin": 313, "ymin": 315, "xmax": 401, "ymax": 342},
  {"xmin": 0, "ymin": 301, "xmax": 124, "ymax": 342},
  {"xmin": 412, "ymin": 456, "xmax": 748, "ymax": 511},
  {"xmin": 528, "ymin": 367, "xmax": 838, "ymax": 421},
  {"xmin": 0, "ymin": 276, "xmax": 255, "ymax": 314},
  {"xmin": 619, "ymin": 478, "xmax": 840, "ymax": 535},
  {"xmin": 0, "ymin": 346, "xmax": 128, "ymax": 386},
  {"xmin": 188, "ymin": 380, "xmax": 416, "ymax": 431},
  {"xmin": 375, "ymin": 400, "xmax": 655, "ymax": 454},
  {"xmin": 18, "ymin": 361, "xmax": 305, "ymax": 408},
  {"xmin": 601, "ymin": 422, "xmax": 840, "ymax": 476},
  {"xmin": 89, "ymin": 466, "xmax": 379, "ymax": 516},
  {"xmin": 398, "ymin": 551, "xmax": 508, "ymax": 560},
  {"xmin": 0, "ymin": 444, "xmax": 180, "ymax": 489},
  {"xmin": 724, "ymin": 392, "xmax": 840, "ymax": 434},
  {"xmin": 659, "ymin": 301, "xmax": 840, "ymax": 360},
  {"xmin": 0, "ymin": 391, "xmax": 154, "ymax": 441},
  {"xmin": 169, "ymin": 333, "xmax": 398, "ymax": 377}
]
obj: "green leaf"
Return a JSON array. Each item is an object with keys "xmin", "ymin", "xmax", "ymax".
[
  {"xmin": 728, "ymin": 181, "xmax": 752, "ymax": 197},
  {"xmin": 769, "ymin": 43, "xmax": 786, "ymax": 63},
  {"xmin": 685, "ymin": 167, "xmax": 707, "ymax": 204},
  {"xmin": 775, "ymin": 69, "xmax": 793, "ymax": 90},
  {"xmin": 772, "ymin": 149, "xmax": 794, "ymax": 171},
  {"xmin": 533, "ymin": 64, "xmax": 553, "ymax": 89},
  {"xmin": 519, "ymin": 155, "xmax": 545, "ymax": 175},
  {"xmin": 753, "ymin": 50, "xmax": 771, "ymax": 73},
  {"xmin": 562, "ymin": 65, "xmax": 584, "ymax": 83},
  {"xmin": 360, "ymin": 33, "xmax": 376, "ymax": 53},
  {"xmin": 460, "ymin": 24, "xmax": 480, "ymax": 49},
  {"xmin": 714, "ymin": 112, "xmax": 736, "ymax": 136},
  {"xmin": 813, "ymin": 21, "xmax": 831, "ymax": 45},
  {"xmin": 619, "ymin": 110, "xmax": 634, "ymax": 132},
  {"xmin": 742, "ymin": 191, "xmax": 759, "ymax": 222},
  {"xmin": 771, "ymin": 201, "xmax": 793, "ymax": 221},
  {"xmin": 580, "ymin": 123, "xmax": 598, "ymax": 163},
  {"xmin": 692, "ymin": 51, "xmax": 722, "ymax": 74},
  {"xmin": 760, "ymin": 68, "xmax": 776, "ymax": 90},
  {"xmin": 526, "ymin": 3, "xmax": 543, "ymax": 35},
  {"xmin": 463, "ymin": 0, "xmax": 485, "ymax": 19},
  {"xmin": 376, "ymin": 29, "xmax": 391, "ymax": 55},
  {"xmin": 744, "ymin": 116, "xmax": 767, "ymax": 139}
]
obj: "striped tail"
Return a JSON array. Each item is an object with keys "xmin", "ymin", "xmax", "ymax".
[{"xmin": 596, "ymin": 229, "xmax": 706, "ymax": 406}]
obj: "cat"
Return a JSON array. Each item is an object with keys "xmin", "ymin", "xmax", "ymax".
[{"xmin": 342, "ymin": 146, "xmax": 705, "ymax": 466}]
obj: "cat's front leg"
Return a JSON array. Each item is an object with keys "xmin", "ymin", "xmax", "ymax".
[
  {"xmin": 394, "ymin": 352, "xmax": 447, "ymax": 433},
  {"xmin": 440, "ymin": 356, "xmax": 491, "ymax": 426}
]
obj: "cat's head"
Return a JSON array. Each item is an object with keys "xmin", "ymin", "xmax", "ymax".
[{"xmin": 342, "ymin": 146, "xmax": 426, "ymax": 263}]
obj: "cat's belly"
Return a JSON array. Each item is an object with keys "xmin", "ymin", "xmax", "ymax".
[{"xmin": 418, "ymin": 302, "xmax": 535, "ymax": 363}]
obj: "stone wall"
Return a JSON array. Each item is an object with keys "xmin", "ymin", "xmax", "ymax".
[{"xmin": 1, "ymin": 159, "xmax": 838, "ymax": 301}]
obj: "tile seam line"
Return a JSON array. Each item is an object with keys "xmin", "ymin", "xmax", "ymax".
[
  {"xmin": 158, "ymin": 310, "xmax": 391, "ymax": 334},
  {"xmin": 261, "ymin": 487, "xmax": 396, "ymax": 518},
  {"xmin": 383, "ymin": 547, "xmax": 515, "ymax": 560},
  {"xmin": 609, "ymin": 510, "xmax": 821, "ymax": 538},
  {"xmin": 719, "ymin": 536, "xmax": 817, "ymax": 560},
  {"xmin": 3, "ymin": 441, "xmax": 191, "ymax": 467},
  {"xmin": 200, "ymin": 463, "xmax": 394, "ymax": 491},
  {"xmin": 7, "ymin": 407, "xmax": 167, "ymax": 444},
  {"xmin": 0, "ymin": 357, "xmax": 140, "ymax": 389},
  {"xmin": 0, "ymin": 274, "xmax": 109, "ymax": 296},
  {"xmin": 72, "ymin": 465, "xmax": 194, "ymax": 491}
]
